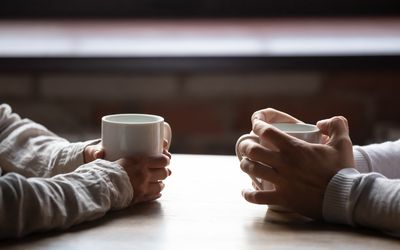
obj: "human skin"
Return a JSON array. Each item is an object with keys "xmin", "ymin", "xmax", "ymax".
[
  {"xmin": 84, "ymin": 140, "xmax": 172, "ymax": 204},
  {"xmin": 237, "ymin": 108, "xmax": 354, "ymax": 219}
]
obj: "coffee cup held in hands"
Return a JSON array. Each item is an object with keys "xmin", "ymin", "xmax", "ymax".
[
  {"xmin": 235, "ymin": 123, "xmax": 322, "ymax": 212},
  {"xmin": 102, "ymin": 114, "xmax": 172, "ymax": 161}
]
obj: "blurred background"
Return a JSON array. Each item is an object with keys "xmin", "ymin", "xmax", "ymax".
[{"xmin": 1, "ymin": 1, "xmax": 400, "ymax": 155}]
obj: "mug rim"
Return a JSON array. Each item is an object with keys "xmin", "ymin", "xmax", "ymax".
[{"xmin": 102, "ymin": 113, "xmax": 164, "ymax": 124}]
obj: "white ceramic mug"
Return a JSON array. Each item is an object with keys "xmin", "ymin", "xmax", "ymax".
[
  {"xmin": 102, "ymin": 114, "xmax": 172, "ymax": 161},
  {"xmin": 235, "ymin": 123, "xmax": 322, "ymax": 212}
]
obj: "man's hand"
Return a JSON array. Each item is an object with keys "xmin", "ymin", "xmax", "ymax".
[
  {"xmin": 237, "ymin": 113, "xmax": 354, "ymax": 219},
  {"xmin": 251, "ymin": 108, "xmax": 303, "ymax": 124}
]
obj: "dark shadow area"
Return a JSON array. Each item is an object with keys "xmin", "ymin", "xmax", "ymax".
[{"xmin": 0, "ymin": 0, "xmax": 399, "ymax": 18}]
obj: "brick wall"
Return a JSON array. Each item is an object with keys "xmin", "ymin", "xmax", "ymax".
[{"xmin": 1, "ymin": 70, "xmax": 400, "ymax": 155}]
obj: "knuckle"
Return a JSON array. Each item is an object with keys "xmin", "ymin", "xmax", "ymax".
[
  {"xmin": 156, "ymin": 182, "xmax": 165, "ymax": 192},
  {"xmin": 252, "ymin": 108, "xmax": 273, "ymax": 119},
  {"xmin": 260, "ymin": 126, "xmax": 276, "ymax": 140},
  {"xmin": 338, "ymin": 116, "xmax": 348, "ymax": 124},
  {"xmin": 161, "ymin": 155, "xmax": 170, "ymax": 166},
  {"xmin": 150, "ymin": 155, "xmax": 169, "ymax": 168},
  {"xmin": 260, "ymin": 127, "xmax": 272, "ymax": 138},
  {"xmin": 245, "ymin": 144, "xmax": 263, "ymax": 159},
  {"xmin": 240, "ymin": 159, "xmax": 254, "ymax": 173},
  {"xmin": 240, "ymin": 160, "xmax": 248, "ymax": 171},
  {"xmin": 160, "ymin": 169, "xmax": 169, "ymax": 179},
  {"xmin": 251, "ymin": 112, "xmax": 260, "ymax": 120},
  {"xmin": 331, "ymin": 116, "xmax": 342, "ymax": 123},
  {"xmin": 332, "ymin": 116, "xmax": 348, "ymax": 127},
  {"xmin": 260, "ymin": 107, "xmax": 275, "ymax": 114}
]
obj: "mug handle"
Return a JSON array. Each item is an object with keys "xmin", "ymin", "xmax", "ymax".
[
  {"xmin": 235, "ymin": 134, "xmax": 264, "ymax": 190},
  {"xmin": 163, "ymin": 122, "xmax": 172, "ymax": 150}
]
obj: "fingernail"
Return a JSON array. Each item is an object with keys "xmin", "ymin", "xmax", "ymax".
[{"xmin": 168, "ymin": 169, "xmax": 172, "ymax": 176}]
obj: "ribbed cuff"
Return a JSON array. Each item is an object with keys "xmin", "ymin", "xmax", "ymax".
[
  {"xmin": 322, "ymin": 168, "xmax": 361, "ymax": 226},
  {"xmin": 353, "ymin": 146, "xmax": 372, "ymax": 173}
]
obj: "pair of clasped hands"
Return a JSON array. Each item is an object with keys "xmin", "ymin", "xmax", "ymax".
[
  {"xmin": 236, "ymin": 108, "xmax": 355, "ymax": 220},
  {"xmin": 82, "ymin": 108, "xmax": 355, "ymax": 220}
]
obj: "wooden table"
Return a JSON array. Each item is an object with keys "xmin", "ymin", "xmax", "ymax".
[{"xmin": 0, "ymin": 154, "xmax": 398, "ymax": 249}]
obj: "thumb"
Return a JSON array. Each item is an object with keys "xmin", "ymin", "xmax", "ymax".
[
  {"xmin": 84, "ymin": 144, "xmax": 105, "ymax": 163},
  {"xmin": 94, "ymin": 148, "xmax": 105, "ymax": 159},
  {"xmin": 316, "ymin": 116, "xmax": 351, "ymax": 149}
]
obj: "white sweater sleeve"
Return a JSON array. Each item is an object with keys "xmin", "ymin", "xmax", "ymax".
[
  {"xmin": 0, "ymin": 159, "xmax": 133, "ymax": 239},
  {"xmin": 0, "ymin": 103, "xmax": 98, "ymax": 178},
  {"xmin": 323, "ymin": 168, "xmax": 400, "ymax": 236},
  {"xmin": 353, "ymin": 140, "xmax": 400, "ymax": 178},
  {"xmin": 323, "ymin": 140, "xmax": 400, "ymax": 236}
]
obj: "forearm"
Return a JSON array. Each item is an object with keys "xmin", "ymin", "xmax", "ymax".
[
  {"xmin": 0, "ymin": 103, "xmax": 97, "ymax": 177},
  {"xmin": 323, "ymin": 168, "xmax": 400, "ymax": 237},
  {"xmin": 0, "ymin": 159, "xmax": 133, "ymax": 239},
  {"xmin": 353, "ymin": 140, "xmax": 400, "ymax": 178}
]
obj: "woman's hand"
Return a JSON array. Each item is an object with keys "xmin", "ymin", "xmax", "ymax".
[
  {"xmin": 116, "ymin": 152, "xmax": 171, "ymax": 204},
  {"xmin": 84, "ymin": 139, "xmax": 172, "ymax": 204},
  {"xmin": 84, "ymin": 142, "xmax": 105, "ymax": 163},
  {"xmin": 237, "ymin": 115, "xmax": 354, "ymax": 219}
]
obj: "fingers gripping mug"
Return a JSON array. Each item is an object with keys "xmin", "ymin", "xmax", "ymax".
[
  {"xmin": 235, "ymin": 123, "xmax": 322, "ymax": 212},
  {"xmin": 102, "ymin": 114, "xmax": 172, "ymax": 161}
]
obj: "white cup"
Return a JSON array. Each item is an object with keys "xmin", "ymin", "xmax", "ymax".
[
  {"xmin": 102, "ymin": 114, "xmax": 172, "ymax": 161},
  {"xmin": 235, "ymin": 123, "xmax": 322, "ymax": 212}
]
